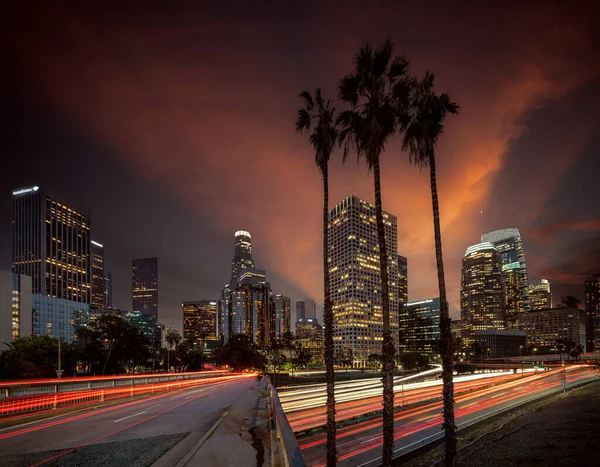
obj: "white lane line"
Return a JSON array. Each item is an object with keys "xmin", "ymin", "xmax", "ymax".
[
  {"xmin": 185, "ymin": 395, "xmax": 197, "ymax": 400},
  {"xmin": 360, "ymin": 435, "xmax": 381, "ymax": 444},
  {"xmin": 114, "ymin": 411, "xmax": 146, "ymax": 423},
  {"xmin": 146, "ymin": 404, "xmax": 162, "ymax": 410}
]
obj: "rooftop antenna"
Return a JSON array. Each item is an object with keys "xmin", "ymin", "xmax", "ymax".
[{"xmin": 480, "ymin": 209, "xmax": 483, "ymax": 241}]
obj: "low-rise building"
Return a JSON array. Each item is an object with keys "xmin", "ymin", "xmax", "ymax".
[
  {"xmin": 519, "ymin": 307, "xmax": 586, "ymax": 352},
  {"xmin": 474, "ymin": 329, "xmax": 527, "ymax": 358}
]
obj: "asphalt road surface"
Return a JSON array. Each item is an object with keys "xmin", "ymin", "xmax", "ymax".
[
  {"xmin": 0, "ymin": 374, "xmax": 255, "ymax": 467},
  {"xmin": 298, "ymin": 367, "xmax": 599, "ymax": 467}
]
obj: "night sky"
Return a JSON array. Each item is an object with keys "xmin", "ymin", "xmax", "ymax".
[{"xmin": 2, "ymin": 1, "xmax": 599, "ymax": 333}]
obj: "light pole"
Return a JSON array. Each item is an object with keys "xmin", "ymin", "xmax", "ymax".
[{"xmin": 519, "ymin": 345, "xmax": 523, "ymax": 376}]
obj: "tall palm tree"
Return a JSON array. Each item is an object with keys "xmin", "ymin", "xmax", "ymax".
[
  {"xmin": 337, "ymin": 40, "xmax": 411, "ymax": 467},
  {"xmin": 559, "ymin": 295, "xmax": 581, "ymax": 309},
  {"xmin": 296, "ymin": 88, "xmax": 338, "ymax": 466},
  {"xmin": 402, "ymin": 71, "xmax": 459, "ymax": 466}
]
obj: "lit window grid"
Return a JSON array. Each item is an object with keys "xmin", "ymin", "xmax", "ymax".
[{"xmin": 328, "ymin": 195, "xmax": 400, "ymax": 367}]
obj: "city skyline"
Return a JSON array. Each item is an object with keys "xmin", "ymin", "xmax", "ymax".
[{"xmin": 2, "ymin": 2, "xmax": 599, "ymax": 333}]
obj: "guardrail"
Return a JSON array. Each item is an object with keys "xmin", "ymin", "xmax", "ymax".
[
  {"xmin": 263, "ymin": 377, "xmax": 305, "ymax": 467},
  {"xmin": 0, "ymin": 371, "xmax": 232, "ymax": 417},
  {"xmin": 0, "ymin": 370, "xmax": 229, "ymax": 398},
  {"xmin": 388, "ymin": 366, "xmax": 599, "ymax": 463}
]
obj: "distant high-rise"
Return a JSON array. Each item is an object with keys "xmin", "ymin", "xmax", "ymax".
[
  {"xmin": 218, "ymin": 231, "xmax": 273, "ymax": 346},
  {"xmin": 132, "ymin": 257, "xmax": 158, "ymax": 319},
  {"xmin": 231, "ymin": 230, "xmax": 254, "ymax": 283},
  {"xmin": 91, "ymin": 241, "xmax": 105, "ymax": 307},
  {"xmin": 328, "ymin": 195, "xmax": 399, "ymax": 367},
  {"xmin": 183, "ymin": 300, "xmax": 217, "ymax": 349},
  {"xmin": 397, "ymin": 255, "xmax": 408, "ymax": 350},
  {"xmin": 460, "ymin": 242, "xmax": 506, "ymax": 346},
  {"xmin": 529, "ymin": 279, "xmax": 551, "ymax": 311},
  {"xmin": 272, "ymin": 294, "xmax": 291, "ymax": 341},
  {"xmin": 104, "ymin": 271, "xmax": 113, "ymax": 308},
  {"xmin": 584, "ymin": 273, "xmax": 600, "ymax": 352},
  {"xmin": 519, "ymin": 307, "xmax": 586, "ymax": 352},
  {"xmin": 403, "ymin": 298, "xmax": 440, "ymax": 355},
  {"xmin": 0, "ymin": 270, "xmax": 33, "ymax": 350},
  {"xmin": 482, "ymin": 228, "xmax": 529, "ymax": 329},
  {"xmin": 12, "ymin": 186, "xmax": 91, "ymax": 303},
  {"xmin": 296, "ymin": 299, "xmax": 316, "ymax": 321}
]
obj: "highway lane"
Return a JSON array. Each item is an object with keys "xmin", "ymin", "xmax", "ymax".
[
  {"xmin": 298, "ymin": 366, "xmax": 599, "ymax": 467},
  {"xmin": 0, "ymin": 373, "xmax": 256, "ymax": 467}
]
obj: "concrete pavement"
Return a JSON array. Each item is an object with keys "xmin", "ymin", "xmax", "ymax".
[{"xmin": 0, "ymin": 374, "xmax": 258, "ymax": 466}]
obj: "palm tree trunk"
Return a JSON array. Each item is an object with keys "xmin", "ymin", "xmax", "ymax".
[
  {"xmin": 323, "ymin": 163, "xmax": 337, "ymax": 466},
  {"xmin": 373, "ymin": 156, "xmax": 395, "ymax": 467},
  {"xmin": 429, "ymin": 153, "xmax": 457, "ymax": 467}
]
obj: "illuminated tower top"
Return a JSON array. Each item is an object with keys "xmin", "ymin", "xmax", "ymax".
[{"xmin": 231, "ymin": 230, "xmax": 254, "ymax": 283}]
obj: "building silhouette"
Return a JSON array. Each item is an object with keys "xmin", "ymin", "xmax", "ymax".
[
  {"xmin": 403, "ymin": 298, "xmax": 440, "ymax": 355},
  {"xmin": 529, "ymin": 279, "xmax": 551, "ymax": 311},
  {"xmin": 12, "ymin": 186, "xmax": 91, "ymax": 303},
  {"xmin": 585, "ymin": 273, "xmax": 600, "ymax": 352},
  {"xmin": 91, "ymin": 241, "xmax": 105, "ymax": 307},
  {"xmin": 272, "ymin": 294, "xmax": 291, "ymax": 341},
  {"xmin": 104, "ymin": 271, "xmax": 113, "ymax": 308},
  {"xmin": 328, "ymin": 195, "xmax": 400, "ymax": 367},
  {"xmin": 132, "ymin": 257, "xmax": 158, "ymax": 319},
  {"xmin": 482, "ymin": 228, "xmax": 529, "ymax": 329},
  {"xmin": 460, "ymin": 242, "xmax": 506, "ymax": 347},
  {"xmin": 183, "ymin": 300, "xmax": 217, "ymax": 350}
]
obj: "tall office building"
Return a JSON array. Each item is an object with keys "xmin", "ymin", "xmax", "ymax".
[
  {"xmin": 104, "ymin": 271, "xmax": 113, "ymax": 308},
  {"xmin": 397, "ymin": 255, "xmax": 409, "ymax": 350},
  {"xmin": 272, "ymin": 294, "xmax": 291, "ymax": 341},
  {"xmin": 584, "ymin": 273, "xmax": 600, "ymax": 352},
  {"xmin": 183, "ymin": 300, "xmax": 217, "ymax": 349},
  {"xmin": 403, "ymin": 298, "xmax": 440, "ymax": 355},
  {"xmin": 529, "ymin": 279, "xmax": 551, "ymax": 311},
  {"xmin": 482, "ymin": 229, "xmax": 529, "ymax": 329},
  {"xmin": 132, "ymin": 257, "xmax": 158, "ymax": 319},
  {"xmin": 0, "ymin": 270, "xmax": 33, "ymax": 350},
  {"xmin": 91, "ymin": 241, "xmax": 105, "ymax": 307},
  {"xmin": 519, "ymin": 307, "xmax": 586, "ymax": 351},
  {"xmin": 12, "ymin": 186, "xmax": 91, "ymax": 303},
  {"xmin": 296, "ymin": 299, "xmax": 316, "ymax": 321},
  {"xmin": 460, "ymin": 242, "xmax": 506, "ymax": 346},
  {"xmin": 218, "ymin": 231, "xmax": 273, "ymax": 346},
  {"xmin": 328, "ymin": 195, "xmax": 399, "ymax": 367}
]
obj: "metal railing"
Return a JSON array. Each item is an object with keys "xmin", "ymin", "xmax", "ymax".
[
  {"xmin": 263, "ymin": 377, "xmax": 305, "ymax": 467},
  {"xmin": 0, "ymin": 370, "xmax": 231, "ymax": 416}
]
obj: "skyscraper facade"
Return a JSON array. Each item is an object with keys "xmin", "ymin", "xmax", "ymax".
[
  {"xmin": 529, "ymin": 279, "xmax": 551, "ymax": 311},
  {"xmin": 0, "ymin": 270, "xmax": 33, "ymax": 350},
  {"xmin": 183, "ymin": 300, "xmax": 217, "ymax": 349},
  {"xmin": 104, "ymin": 271, "xmax": 113, "ymax": 308},
  {"xmin": 132, "ymin": 257, "xmax": 158, "ymax": 319},
  {"xmin": 218, "ymin": 231, "xmax": 273, "ymax": 346},
  {"xmin": 91, "ymin": 241, "xmax": 105, "ymax": 307},
  {"xmin": 296, "ymin": 299, "xmax": 316, "ymax": 321},
  {"xmin": 519, "ymin": 307, "xmax": 586, "ymax": 351},
  {"xmin": 272, "ymin": 294, "xmax": 291, "ymax": 341},
  {"xmin": 584, "ymin": 273, "xmax": 600, "ymax": 352},
  {"xmin": 403, "ymin": 298, "xmax": 440, "ymax": 355},
  {"xmin": 460, "ymin": 242, "xmax": 506, "ymax": 346},
  {"xmin": 12, "ymin": 186, "xmax": 91, "ymax": 303},
  {"xmin": 397, "ymin": 255, "xmax": 409, "ymax": 351},
  {"xmin": 328, "ymin": 195, "xmax": 400, "ymax": 367},
  {"xmin": 482, "ymin": 228, "xmax": 529, "ymax": 329}
]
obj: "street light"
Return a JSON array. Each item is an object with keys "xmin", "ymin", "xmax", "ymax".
[{"xmin": 519, "ymin": 345, "xmax": 523, "ymax": 376}]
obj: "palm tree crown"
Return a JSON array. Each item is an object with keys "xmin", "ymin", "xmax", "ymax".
[
  {"xmin": 402, "ymin": 71, "xmax": 459, "ymax": 166},
  {"xmin": 296, "ymin": 88, "xmax": 338, "ymax": 173}
]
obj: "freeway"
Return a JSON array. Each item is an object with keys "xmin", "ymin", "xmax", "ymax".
[
  {"xmin": 0, "ymin": 373, "xmax": 256, "ymax": 467},
  {"xmin": 297, "ymin": 366, "xmax": 599, "ymax": 467}
]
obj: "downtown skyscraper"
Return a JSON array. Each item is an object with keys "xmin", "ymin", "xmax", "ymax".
[
  {"xmin": 91, "ymin": 240, "xmax": 105, "ymax": 307},
  {"xmin": 183, "ymin": 300, "xmax": 217, "ymax": 349},
  {"xmin": 132, "ymin": 257, "xmax": 158, "ymax": 319},
  {"xmin": 328, "ymin": 195, "xmax": 400, "ymax": 367},
  {"xmin": 529, "ymin": 279, "xmax": 552, "ymax": 311},
  {"xmin": 12, "ymin": 186, "xmax": 91, "ymax": 303},
  {"xmin": 585, "ymin": 273, "xmax": 600, "ymax": 352},
  {"xmin": 460, "ymin": 242, "xmax": 506, "ymax": 346},
  {"xmin": 218, "ymin": 231, "xmax": 273, "ymax": 346},
  {"xmin": 482, "ymin": 228, "xmax": 529, "ymax": 328}
]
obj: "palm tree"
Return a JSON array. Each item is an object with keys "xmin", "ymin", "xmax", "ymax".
[
  {"xmin": 296, "ymin": 88, "xmax": 338, "ymax": 466},
  {"xmin": 165, "ymin": 329, "xmax": 182, "ymax": 372},
  {"xmin": 337, "ymin": 40, "xmax": 411, "ymax": 467},
  {"xmin": 559, "ymin": 295, "xmax": 581, "ymax": 309},
  {"xmin": 402, "ymin": 71, "xmax": 459, "ymax": 466}
]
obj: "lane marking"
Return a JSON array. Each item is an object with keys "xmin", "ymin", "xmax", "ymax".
[{"xmin": 114, "ymin": 411, "xmax": 146, "ymax": 423}]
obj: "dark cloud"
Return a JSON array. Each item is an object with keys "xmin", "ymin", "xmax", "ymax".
[{"xmin": 1, "ymin": 1, "xmax": 599, "ymax": 329}]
